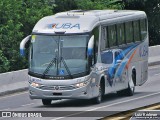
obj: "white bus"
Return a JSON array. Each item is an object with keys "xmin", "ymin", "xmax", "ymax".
[{"xmin": 20, "ymin": 10, "xmax": 148, "ymax": 105}]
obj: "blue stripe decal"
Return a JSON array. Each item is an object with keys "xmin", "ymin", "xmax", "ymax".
[
  {"xmin": 20, "ymin": 49, "xmax": 25, "ymax": 56},
  {"xmin": 114, "ymin": 44, "xmax": 138, "ymax": 78},
  {"xmin": 87, "ymin": 48, "xmax": 93, "ymax": 56},
  {"xmin": 108, "ymin": 44, "xmax": 139, "ymax": 79}
]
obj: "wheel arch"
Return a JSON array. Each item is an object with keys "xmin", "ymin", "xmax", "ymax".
[
  {"xmin": 99, "ymin": 75, "xmax": 105, "ymax": 96},
  {"xmin": 132, "ymin": 67, "xmax": 136, "ymax": 86}
]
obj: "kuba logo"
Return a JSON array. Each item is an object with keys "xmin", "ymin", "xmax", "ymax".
[{"xmin": 49, "ymin": 23, "xmax": 80, "ymax": 29}]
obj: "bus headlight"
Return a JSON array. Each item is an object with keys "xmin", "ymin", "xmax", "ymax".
[
  {"xmin": 31, "ymin": 82, "xmax": 41, "ymax": 87},
  {"xmin": 75, "ymin": 80, "xmax": 90, "ymax": 88}
]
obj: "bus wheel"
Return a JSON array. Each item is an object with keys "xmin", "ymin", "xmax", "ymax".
[
  {"xmin": 124, "ymin": 73, "xmax": 135, "ymax": 96},
  {"xmin": 42, "ymin": 99, "xmax": 52, "ymax": 105},
  {"xmin": 117, "ymin": 73, "xmax": 135, "ymax": 96},
  {"xmin": 94, "ymin": 83, "xmax": 102, "ymax": 104}
]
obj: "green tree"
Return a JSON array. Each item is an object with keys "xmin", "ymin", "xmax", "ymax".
[
  {"xmin": 21, "ymin": 0, "xmax": 53, "ymax": 36},
  {"xmin": 0, "ymin": 0, "xmax": 124, "ymax": 73},
  {"xmin": 0, "ymin": 0, "xmax": 53, "ymax": 72},
  {"xmin": 54, "ymin": 0, "xmax": 77, "ymax": 13},
  {"xmin": 123, "ymin": 0, "xmax": 160, "ymax": 46},
  {"xmin": 0, "ymin": 0, "xmax": 24, "ymax": 72},
  {"xmin": 0, "ymin": 50, "xmax": 10, "ymax": 73},
  {"xmin": 53, "ymin": 0, "xmax": 123, "ymax": 12},
  {"xmin": 76, "ymin": 0, "xmax": 123, "ymax": 10}
]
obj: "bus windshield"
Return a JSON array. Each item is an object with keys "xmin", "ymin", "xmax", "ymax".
[{"xmin": 29, "ymin": 34, "xmax": 90, "ymax": 78}]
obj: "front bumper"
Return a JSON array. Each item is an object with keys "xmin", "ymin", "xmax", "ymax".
[{"xmin": 29, "ymin": 84, "xmax": 93, "ymax": 100}]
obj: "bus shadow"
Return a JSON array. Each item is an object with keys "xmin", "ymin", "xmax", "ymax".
[
  {"xmin": 35, "ymin": 92, "xmax": 143, "ymax": 108},
  {"xmin": 36, "ymin": 99, "xmax": 94, "ymax": 108}
]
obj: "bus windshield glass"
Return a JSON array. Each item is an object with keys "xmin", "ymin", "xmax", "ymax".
[{"xmin": 29, "ymin": 34, "xmax": 89, "ymax": 77}]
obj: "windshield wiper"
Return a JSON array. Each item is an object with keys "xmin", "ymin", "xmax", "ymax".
[
  {"xmin": 42, "ymin": 57, "xmax": 73, "ymax": 79},
  {"xmin": 42, "ymin": 57, "xmax": 56, "ymax": 78},
  {"xmin": 60, "ymin": 57, "xmax": 73, "ymax": 79}
]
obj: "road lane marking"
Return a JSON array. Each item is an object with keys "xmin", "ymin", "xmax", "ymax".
[
  {"xmin": 21, "ymin": 103, "xmax": 34, "ymax": 107},
  {"xmin": 149, "ymin": 65, "xmax": 160, "ymax": 70},
  {"xmin": 1, "ymin": 108, "xmax": 11, "ymax": 111},
  {"xmin": 154, "ymin": 73, "xmax": 160, "ymax": 76},
  {"xmin": 51, "ymin": 91, "xmax": 160, "ymax": 120},
  {"xmin": 0, "ymin": 91, "xmax": 28, "ymax": 100},
  {"xmin": 0, "ymin": 103, "xmax": 35, "ymax": 111}
]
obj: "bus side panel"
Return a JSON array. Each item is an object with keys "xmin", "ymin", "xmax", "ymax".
[
  {"xmin": 140, "ymin": 60, "xmax": 148, "ymax": 85},
  {"xmin": 136, "ymin": 41, "xmax": 148, "ymax": 86}
]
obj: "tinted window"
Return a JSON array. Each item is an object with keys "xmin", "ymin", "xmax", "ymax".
[
  {"xmin": 133, "ymin": 20, "xmax": 140, "ymax": 42},
  {"xmin": 108, "ymin": 25, "xmax": 117, "ymax": 47},
  {"xmin": 92, "ymin": 27, "xmax": 99, "ymax": 64},
  {"xmin": 92, "ymin": 27, "xmax": 99, "ymax": 53},
  {"xmin": 117, "ymin": 23, "xmax": 125, "ymax": 45},
  {"xmin": 101, "ymin": 51, "xmax": 113, "ymax": 64},
  {"xmin": 140, "ymin": 19, "xmax": 147, "ymax": 40},
  {"xmin": 101, "ymin": 27, "xmax": 108, "ymax": 51},
  {"xmin": 104, "ymin": 27, "xmax": 109, "ymax": 48},
  {"xmin": 125, "ymin": 22, "xmax": 133, "ymax": 43}
]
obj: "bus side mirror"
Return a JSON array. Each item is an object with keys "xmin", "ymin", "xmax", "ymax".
[
  {"xmin": 87, "ymin": 35, "xmax": 94, "ymax": 57},
  {"xmin": 20, "ymin": 35, "xmax": 31, "ymax": 56}
]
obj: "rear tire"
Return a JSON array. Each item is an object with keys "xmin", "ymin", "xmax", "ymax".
[
  {"xmin": 117, "ymin": 73, "xmax": 135, "ymax": 96},
  {"xmin": 124, "ymin": 82, "xmax": 135, "ymax": 96},
  {"xmin": 42, "ymin": 99, "xmax": 52, "ymax": 105}
]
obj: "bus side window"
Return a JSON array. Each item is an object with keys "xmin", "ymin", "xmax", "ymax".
[
  {"xmin": 92, "ymin": 27, "xmax": 99, "ymax": 64},
  {"xmin": 105, "ymin": 27, "xmax": 109, "ymax": 48},
  {"xmin": 101, "ymin": 51, "xmax": 113, "ymax": 64},
  {"xmin": 101, "ymin": 27, "xmax": 107, "ymax": 50},
  {"xmin": 140, "ymin": 19, "xmax": 147, "ymax": 41},
  {"xmin": 125, "ymin": 22, "xmax": 134, "ymax": 43},
  {"xmin": 133, "ymin": 20, "xmax": 141, "ymax": 42},
  {"xmin": 108, "ymin": 25, "xmax": 117, "ymax": 47},
  {"xmin": 117, "ymin": 23, "xmax": 125, "ymax": 45}
]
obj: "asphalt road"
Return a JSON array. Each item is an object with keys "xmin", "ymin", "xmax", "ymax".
[{"xmin": 0, "ymin": 65, "xmax": 160, "ymax": 120}]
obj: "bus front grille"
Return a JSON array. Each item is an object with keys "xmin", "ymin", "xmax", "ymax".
[{"xmin": 38, "ymin": 85, "xmax": 76, "ymax": 90}]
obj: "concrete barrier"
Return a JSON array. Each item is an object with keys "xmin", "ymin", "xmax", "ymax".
[
  {"xmin": 0, "ymin": 69, "xmax": 28, "ymax": 96},
  {"xmin": 148, "ymin": 45, "xmax": 160, "ymax": 66},
  {"xmin": 0, "ymin": 69, "xmax": 28, "ymax": 85},
  {"xmin": 149, "ymin": 45, "xmax": 160, "ymax": 57}
]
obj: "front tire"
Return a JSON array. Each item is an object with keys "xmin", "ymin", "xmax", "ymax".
[
  {"xmin": 126, "ymin": 72, "xmax": 135, "ymax": 96},
  {"xmin": 94, "ymin": 84, "xmax": 102, "ymax": 104},
  {"xmin": 42, "ymin": 99, "xmax": 52, "ymax": 105}
]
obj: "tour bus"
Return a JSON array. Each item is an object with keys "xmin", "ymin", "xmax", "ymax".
[{"xmin": 20, "ymin": 10, "xmax": 148, "ymax": 105}]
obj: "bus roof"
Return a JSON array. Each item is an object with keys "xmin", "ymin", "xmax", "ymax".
[{"xmin": 32, "ymin": 10, "xmax": 146, "ymax": 34}]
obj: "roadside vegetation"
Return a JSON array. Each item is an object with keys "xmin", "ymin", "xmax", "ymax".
[{"xmin": 0, "ymin": 0, "xmax": 159, "ymax": 73}]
